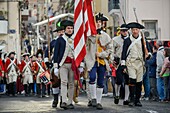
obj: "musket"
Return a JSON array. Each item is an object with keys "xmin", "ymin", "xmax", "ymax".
[
  {"xmin": 118, "ymin": 4, "xmax": 126, "ymax": 24},
  {"xmin": 133, "ymin": 8, "xmax": 138, "ymax": 23},
  {"xmin": 133, "ymin": 7, "xmax": 149, "ymax": 59}
]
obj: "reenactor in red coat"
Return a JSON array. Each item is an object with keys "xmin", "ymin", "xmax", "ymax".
[
  {"xmin": 20, "ymin": 53, "xmax": 33, "ymax": 96},
  {"xmin": 0, "ymin": 50, "xmax": 5, "ymax": 95},
  {"xmin": 5, "ymin": 52, "xmax": 19, "ymax": 96},
  {"xmin": 33, "ymin": 49, "xmax": 47, "ymax": 98}
]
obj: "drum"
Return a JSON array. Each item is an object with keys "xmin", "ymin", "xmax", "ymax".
[{"xmin": 39, "ymin": 71, "xmax": 51, "ymax": 85}]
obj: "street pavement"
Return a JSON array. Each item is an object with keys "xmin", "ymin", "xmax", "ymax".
[{"xmin": 0, "ymin": 94, "xmax": 169, "ymax": 113}]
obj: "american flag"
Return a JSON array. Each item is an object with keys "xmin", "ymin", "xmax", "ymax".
[{"xmin": 74, "ymin": 0, "xmax": 97, "ymax": 67}]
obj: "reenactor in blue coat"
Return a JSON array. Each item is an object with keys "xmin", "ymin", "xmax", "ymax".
[
  {"xmin": 44, "ymin": 26, "xmax": 64, "ymax": 108},
  {"xmin": 53, "ymin": 20, "xmax": 75, "ymax": 109}
]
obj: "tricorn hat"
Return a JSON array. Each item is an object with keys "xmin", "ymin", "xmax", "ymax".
[
  {"xmin": 95, "ymin": 13, "xmax": 109, "ymax": 22},
  {"xmin": 53, "ymin": 26, "xmax": 65, "ymax": 32},
  {"xmin": 22, "ymin": 53, "xmax": 30, "ymax": 57},
  {"xmin": 95, "ymin": 13, "xmax": 103, "ymax": 21},
  {"xmin": 118, "ymin": 24, "xmax": 129, "ymax": 30},
  {"xmin": 126, "ymin": 22, "xmax": 145, "ymax": 29},
  {"xmin": 60, "ymin": 20, "xmax": 74, "ymax": 29},
  {"xmin": 8, "ymin": 51, "xmax": 15, "ymax": 57}
]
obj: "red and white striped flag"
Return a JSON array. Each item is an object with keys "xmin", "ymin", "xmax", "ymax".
[{"xmin": 74, "ymin": 0, "xmax": 96, "ymax": 67}]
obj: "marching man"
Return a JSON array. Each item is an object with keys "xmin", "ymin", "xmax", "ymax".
[
  {"xmin": 53, "ymin": 20, "xmax": 76, "ymax": 109},
  {"xmin": 112, "ymin": 24, "xmax": 130, "ymax": 105},
  {"xmin": 121, "ymin": 22, "xmax": 151, "ymax": 107},
  {"xmin": 84, "ymin": 13, "xmax": 112, "ymax": 110},
  {"xmin": 44, "ymin": 25, "xmax": 64, "ymax": 108},
  {"xmin": 34, "ymin": 49, "xmax": 47, "ymax": 98},
  {"xmin": 20, "ymin": 53, "xmax": 33, "ymax": 96},
  {"xmin": 0, "ymin": 50, "xmax": 5, "ymax": 95},
  {"xmin": 5, "ymin": 52, "xmax": 19, "ymax": 96}
]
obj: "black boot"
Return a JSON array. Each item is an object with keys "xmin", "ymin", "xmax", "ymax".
[
  {"xmin": 12, "ymin": 82, "xmax": 17, "ymax": 97},
  {"xmin": 87, "ymin": 100, "xmax": 92, "ymax": 107},
  {"xmin": 96, "ymin": 103, "xmax": 103, "ymax": 110},
  {"xmin": 8, "ymin": 83, "xmax": 12, "ymax": 96},
  {"xmin": 52, "ymin": 94, "xmax": 59, "ymax": 108},
  {"xmin": 129, "ymin": 85, "xmax": 135, "ymax": 107},
  {"xmin": 135, "ymin": 82, "xmax": 142, "ymax": 107},
  {"xmin": 36, "ymin": 84, "xmax": 41, "ymax": 98},
  {"xmin": 114, "ymin": 96, "xmax": 119, "ymax": 104},
  {"xmin": 92, "ymin": 99, "xmax": 97, "ymax": 107},
  {"xmin": 28, "ymin": 83, "xmax": 33, "ymax": 95},
  {"xmin": 6, "ymin": 84, "xmax": 9, "ymax": 95},
  {"xmin": 42, "ymin": 83, "xmax": 46, "ymax": 97},
  {"xmin": 24, "ymin": 84, "xmax": 28, "ymax": 96},
  {"xmin": 60, "ymin": 96, "xmax": 62, "ymax": 108}
]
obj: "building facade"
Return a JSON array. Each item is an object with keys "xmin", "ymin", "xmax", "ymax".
[
  {"xmin": 109, "ymin": 0, "xmax": 170, "ymax": 41},
  {"xmin": 0, "ymin": 1, "xmax": 21, "ymax": 59}
]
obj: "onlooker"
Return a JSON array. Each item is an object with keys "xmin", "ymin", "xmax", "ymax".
[
  {"xmin": 110, "ymin": 64, "xmax": 116, "ymax": 97},
  {"xmin": 142, "ymin": 41, "xmax": 152, "ymax": 101},
  {"xmin": 147, "ymin": 45, "xmax": 158, "ymax": 101},
  {"xmin": 160, "ymin": 48, "xmax": 170, "ymax": 102},
  {"xmin": 156, "ymin": 40, "xmax": 165, "ymax": 102}
]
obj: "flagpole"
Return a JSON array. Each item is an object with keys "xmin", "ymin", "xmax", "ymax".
[
  {"xmin": 92, "ymin": 1, "xmax": 100, "ymax": 67},
  {"xmin": 47, "ymin": 0, "xmax": 51, "ymax": 62}
]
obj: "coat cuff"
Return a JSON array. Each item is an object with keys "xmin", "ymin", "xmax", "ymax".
[
  {"xmin": 80, "ymin": 62, "xmax": 85, "ymax": 68},
  {"xmin": 54, "ymin": 63, "xmax": 58, "ymax": 68},
  {"xmin": 148, "ymin": 52, "xmax": 152, "ymax": 57},
  {"xmin": 44, "ymin": 57, "xmax": 49, "ymax": 63},
  {"xmin": 121, "ymin": 60, "xmax": 126, "ymax": 65}
]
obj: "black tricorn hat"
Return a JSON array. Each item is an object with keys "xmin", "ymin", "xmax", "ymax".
[
  {"xmin": 36, "ymin": 49, "xmax": 43, "ymax": 58},
  {"xmin": 8, "ymin": 51, "xmax": 15, "ymax": 57},
  {"xmin": 60, "ymin": 20, "xmax": 74, "ymax": 29},
  {"xmin": 22, "ymin": 53, "xmax": 30, "ymax": 57},
  {"xmin": 118, "ymin": 24, "xmax": 129, "ymax": 30},
  {"xmin": 95, "ymin": 13, "xmax": 109, "ymax": 22},
  {"xmin": 126, "ymin": 22, "xmax": 145, "ymax": 29},
  {"xmin": 95, "ymin": 13, "xmax": 103, "ymax": 21},
  {"xmin": 102, "ymin": 15, "xmax": 109, "ymax": 21},
  {"xmin": 53, "ymin": 26, "xmax": 65, "ymax": 32}
]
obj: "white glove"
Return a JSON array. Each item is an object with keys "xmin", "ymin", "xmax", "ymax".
[
  {"xmin": 54, "ymin": 68, "xmax": 59, "ymax": 77},
  {"xmin": 78, "ymin": 67, "xmax": 84, "ymax": 73}
]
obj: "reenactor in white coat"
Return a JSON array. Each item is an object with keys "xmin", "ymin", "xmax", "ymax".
[
  {"xmin": 85, "ymin": 13, "xmax": 112, "ymax": 110},
  {"xmin": 112, "ymin": 24, "xmax": 130, "ymax": 105}
]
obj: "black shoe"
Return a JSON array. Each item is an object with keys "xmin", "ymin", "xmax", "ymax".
[
  {"xmin": 135, "ymin": 102, "xmax": 142, "ymax": 107},
  {"xmin": 92, "ymin": 99, "xmax": 97, "ymax": 107},
  {"xmin": 123, "ymin": 100, "xmax": 129, "ymax": 105},
  {"xmin": 114, "ymin": 96, "xmax": 119, "ymax": 104},
  {"xmin": 96, "ymin": 103, "xmax": 103, "ymax": 110},
  {"xmin": 52, "ymin": 101, "xmax": 58, "ymax": 108},
  {"xmin": 87, "ymin": 100, "xmax": 92, "ymax": 107},
  {"xmin": 128, "ymin": 101, "xmax": 135, "ymax": 107},
  {"xmin": 25, "ymin": 94, "xmax": 29, "ymax": 97},
  {"xmin": 37, "ymin": 95, "xmax": 42, "ymax": 98},
  {"xmin": 60, "ymin": 102, "xmax": 67, "ymax": 109},
  {"xmin": 67, "ymin": 104, "xmax": 74, "ymax": 109},
  {"xmin": 12, "ymin": 94, "xmax": 17, "ymax": 97}
]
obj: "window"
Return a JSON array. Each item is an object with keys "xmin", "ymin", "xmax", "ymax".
[
  {"xmin": 108, "ymin": 0, "xmax": 120, "ymax": 12},
  {"xmin": 143, "ymin": 20, "xmax": 158, "ymax": 40}
]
